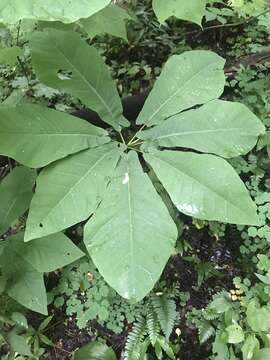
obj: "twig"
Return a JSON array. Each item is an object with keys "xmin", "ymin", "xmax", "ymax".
[
  {"xmin": 119, "ymin": 130, "xmax": 126, "ymax": 146},
  {"xmin": 17, "ymin": 56, "xmax": 31, "ymax": 89},
  {"xmin": 16, "ymin": 20, "xmax": 21, "ymax": 46},
  {"xmin": 185, "ymin": 7, "xmax": 270, "ymax": 36}
]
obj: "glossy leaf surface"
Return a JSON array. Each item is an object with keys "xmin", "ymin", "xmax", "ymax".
[
  {"xmin": 0, "ymin": 0, "xmax": 110, "ymax": 24},
  {"xmin": 84, "ymin": 151, "xmax": 177, "ymax": 302},
  {"xmin": 0, "ymin": 167, "xmax": 36, "ymax": 235},
  {"xmin": 153, "ymin": 0, "xmax": 206, "ymax": 25},
  {"xmin": 139, "ymin": 100, "xmax": 265, "ymax": 157},
  {"xmin": 137, "ymin": 51, "xmax": 225, "ymax": 126},
  {"xmin": 74, "ymin": 341, "xmax": 117, "ymax": 360},
  {"xmin": 25, "ymin": 143, "xmax": 123, "ymax": 241},
  {"xmin": 0, "ymin": 104, "xmax": 108, "ymax": 168},
  {"xmin": 30, "ymin": 29, "xmax": 128, "ymax": 130},
  {"xmin": 144, "ymin": 150, "xmax": 259, "ymax": 225}
]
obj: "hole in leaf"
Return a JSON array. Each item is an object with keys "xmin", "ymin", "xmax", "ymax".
[
  {"xmin": 57, "ymin": 69, "xmax": 73, "ymax": 80},
  {"xmin": 39, "ymin": 223, "xmax": 43, "ymax": 228},
  {"xmin": 67, "ymin": 252, "xmax": 70, "ymax": 256}
]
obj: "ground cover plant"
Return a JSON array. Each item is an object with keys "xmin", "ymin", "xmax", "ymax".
[{"xmin": 0, "ymin": 0, "xmax": 270, "ymax": 359}]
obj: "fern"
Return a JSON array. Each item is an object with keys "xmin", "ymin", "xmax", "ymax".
[
  {"xmin": 146, "ymin": 303, "xmax": 160, "ymax": 346},
  {"xmin": 198, "ymin": 320, "xmax": 215, "ymax": 344},
  {"xmin": 124, "ymin": 315, "xmax": 147, "ymax": 360},
  {"xmin": 151, "ymin": 294, "xmax": 177, "ymax": 340},
  {"xmin": 124, "ymin": 295, "xmax": 178, "ymax": 359},
  {"xmin": 203, "ymin": 308, "xmax": 220, "ymax": 321}
]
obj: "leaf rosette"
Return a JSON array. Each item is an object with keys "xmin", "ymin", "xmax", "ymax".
[{"xmin": 0, "ymin": 29, "xmax": 265, "ymax": 304}]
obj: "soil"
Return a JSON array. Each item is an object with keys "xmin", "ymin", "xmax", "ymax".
[{"xmin": 38, "ymin": 218, "xmax": 243, "ymax": 360}]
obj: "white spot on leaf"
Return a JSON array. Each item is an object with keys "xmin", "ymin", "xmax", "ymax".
[
  {"xmin": 122, "ymin": 172, "xmax": 129, "ymax": 185},
  {"xmin": 176, "ymin": 203, "xmax": 199, "ymax": 215}
]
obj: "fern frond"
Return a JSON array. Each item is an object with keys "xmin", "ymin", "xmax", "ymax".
[
  {"xmin": 151, "ymin": 294, "xmax": 177, "ymax": 340},
  {"xmin": 198, "ymin": 320, "xmax": 215, "ymax": 344},
  {"xmin": 146, "ymin": 303, "xmax": 160, "ymax": 346},
  {"xmin": 124, "ymin": 315, "xmax": 147, "ymax": 360},
  {"xmin": 203, "ymin": 308, "xmax": 220, "ymax": 321}
]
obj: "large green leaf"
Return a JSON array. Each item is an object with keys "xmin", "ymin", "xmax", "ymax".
[
  {"xmin": 1, "ymin": 232, "xmax": 84, "ymax": 314},
  {"xmin": 84, "ymin": 151, "xmax": 177, "ymax": 302},
  {"xmin": 25, "ymin": 143, "xmax": 124, "ymax": 241},
  {"xmin": 74, "ymin": 341, "xmax": 117, "ymax": 360},
  {"xmin": 144, "ymin": 150, "xmax": 259, "ymax": 225},
  {"xmin": 0, "ymin": 0, "xmax": 110, "ymax": 24},
  {"xmin": 0, "ymin": 166, "xmax": 36, "ymax": 235},
  {"xmin": 0, "ymin": 104, "xmax": 108, "ymax": 168},
  {"xmin": 2, "ymin": 248, "xmax": 47, "ymax": 314},
  {"xmin": 80, "ymin": 4, "xmax": 132, "ymax": 41},
  {"xmin": 30, "ymin": 29, "xmax": 128, "ymax": 130},
  {"xmin": 137, "ymin": 51, "xmax": 225, "ymax": 127},
  {"xmin": 153, "ymin": 0, "xmax": 206, "ymax": 26},
  {"xmin": 12, "ymin": 233, "xmax": 85, "ymax": 272},
  {"xmin": 139, "ymin": 100, "xmax": 265, "ymax": 157}
]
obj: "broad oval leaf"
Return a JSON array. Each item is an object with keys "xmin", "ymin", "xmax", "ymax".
[
  {"xmin": 74, "ymin": 341, "xmax": 117, "ymax": 360},
  {"xmin": 17, "ymin": 233, "xmax": 84, "ymax": 272},
  {"xmin": 139, "ymin": 100, "xmax": 265, "ymax": 157},
  {"xmin": 225, "ymin": 324, "xmax": 244, "ymax": 344},
  {"xmin": 144, "ymin": 150, "xmax": 260, "ymax": 225},
  {"xmin": 7, "ymin": 262, "xmax": 47, "ymax": 314},
  {"xmin": 80, "ymin": 4, "xmax": 132, "ymax": 41},
  {"xmin": 0, "ymin": 0, "xmax": 110, "ymax": 24},
  {"xmin": 2, "ymin": 232, "xmax": 84, "ymax": 314},
  {"xmin": 0, "ymin": 166, "xmax": 36, "ymax": 235},
  {"xmin": 84, "ymin": 151, "xmax": 177, "ymax": 302},
  {"xmin": 25, "ymin": 143, "xmax": 124, "ymax": 241},
  {"xmin": 137, "ymin": 51, "xmax": 225, "ymax": 127},
  {"xmin": 1, "ymin": 246, "xmax": 47, "ymax": 314},
  {"xmin": 0, "ymin": 104, "xmax": 108, "ymax": 168},
  {"xmin": 30, "ymin": 29, "xmax": 129, "ymax": 130},
  {"xmin": 153, "ymin": 0, "xmax": 206, "ymax": 26}
]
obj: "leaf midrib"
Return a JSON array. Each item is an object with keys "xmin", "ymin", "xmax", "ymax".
[
  {"xmin": 144, "ymin": 59, "xmax": 223, "ymax": 125},
  {"xmin": 149, "ymin": 154, "xmax": 252, "ymax": 219},
  {"xmin": 126, "ymin": 163, "xmax": 136, "ymax": 297},
  {"xmin": 28, "ymin": 149, "xmax": 112, "ymax": 236},
  {"xmin": 50, "ymin": 36, "xmax": 114, "ymax": 120},
  {"xmin": 155, "ymin": 127, "xmax": 253, "ymax": 140},
  {"xmin": 0, "ymin": 132, "xmax": 106, "ymax": 137}
]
